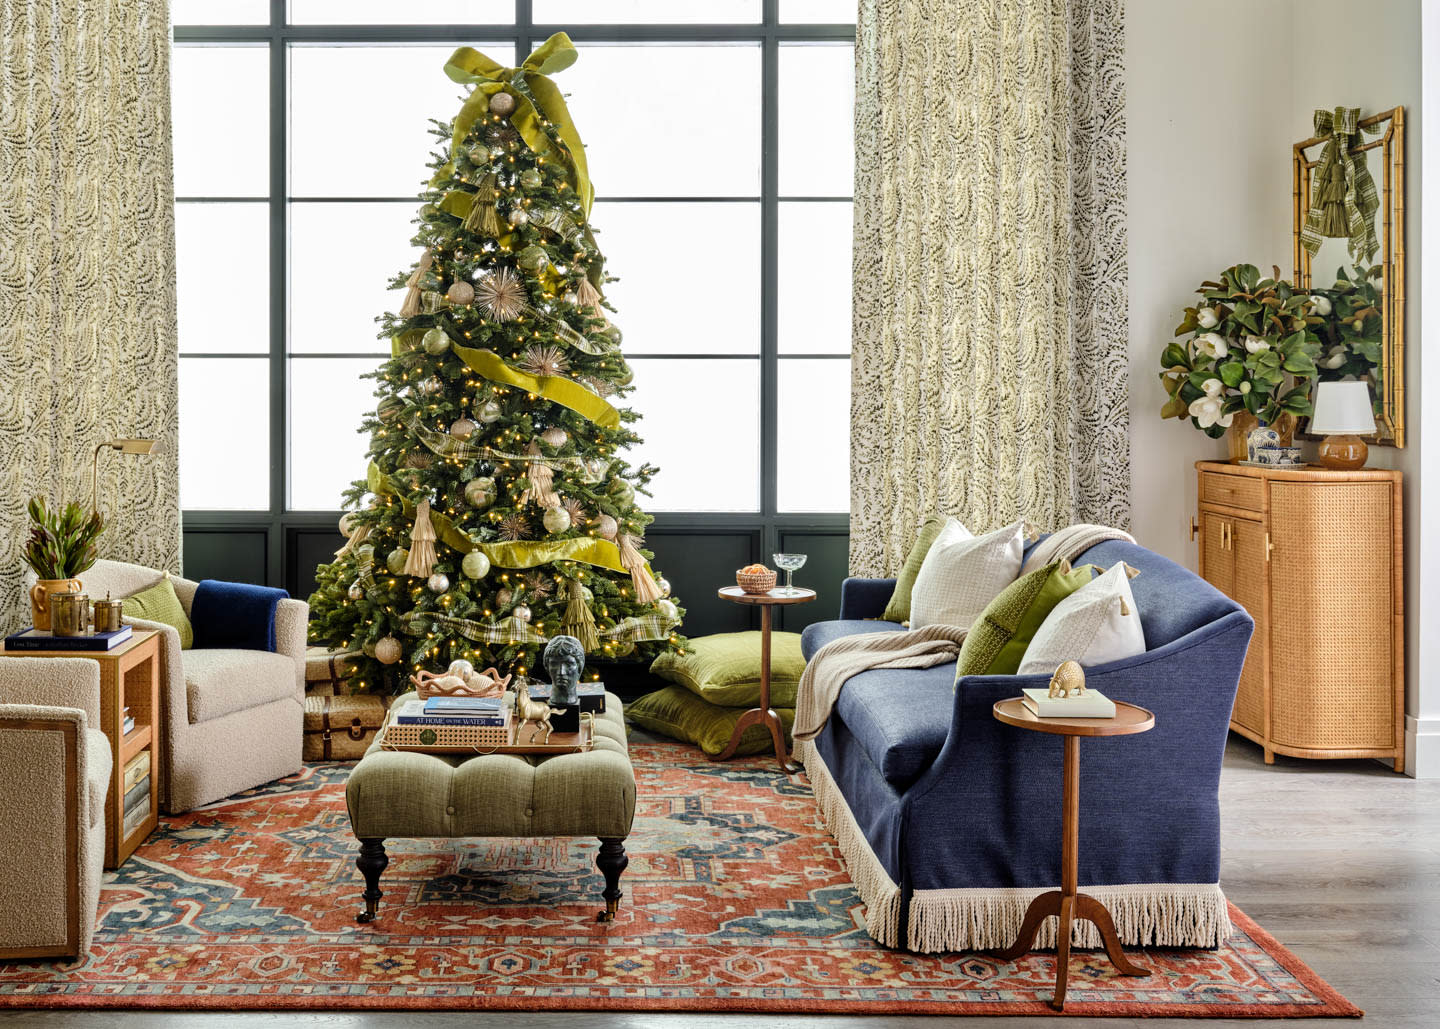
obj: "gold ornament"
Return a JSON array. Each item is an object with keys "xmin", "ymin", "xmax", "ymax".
[
  {"xmin": 490, "ymin": 91, "xmax": 516, "ymax": 116},
  {"xmin": 375, "ymin": 636, "xmax": 403, "ymax": 664},
  {"xmin": 498, "ymin": 512, "xmax": 530, "ymax": 541},
  {"xmin": 405, "ymin": 450, "xmax": 432, "ymax": 469},
  {"xmin": 594, "ymin": 513, "xmax": 618, "ymax": 540},
  {"xmin": 520, "ymin": 345, "xmax": 569, "ymax": 378},
  {"xmin": 462, "ymin": 550, "xmax": 491, "ymax": 579},
  {"xmin": 447, "ymin": 279, "xmax": 476, "ymax": 305},
  {"xmin": 476, "ymin": 399, "xmax": 503, "ymax": 423},
  {"xmin": 475, "ymin": 267, "xmax": 526, "ymax": 322},
  {"xmin": 450, "ymin": 417, "xmax": 477, "ymax": 440},
  {"xmin": 386, "ymin": 547, "xmax": 409, "ymax": 574},
  {"xmin": 507, "ymin": 206, "xmax": 530, "ymax": 227},
  {"xmin": 561, "ymin": 496, "xmax": 586, "ymax": 526},
  {"xmin": 347, "ymin": 582, "xmax": 364, "ymax": 601},
  {"xmin": 464, "ymin": 476, "xmax": 496, "ymax": 508},
  {"xmin": 427, "ymin": 572, "xmax": 450, "ymax": 594},
  {"xmin": 496, "ymin": 587, "xmax": 514, "ymax": 608}
]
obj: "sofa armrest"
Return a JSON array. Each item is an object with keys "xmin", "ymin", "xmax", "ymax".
[
  {"xmin": 900, "ymin": 611, "xmax": 1254, "ymax": 883},
  {"xmin": 840, "ymin": 577, "xmax": 896, "ymax": 621},
  {"xmin": 0, "ymin": 702, "xmax": 92, "ymax": 826},
  {"xmin": 275, "ymin": 598, "xmax": 309, "ymax": 695},
  {"xmin": 0, "ymin": 658, "xmax": 101, "ymax": 725}
]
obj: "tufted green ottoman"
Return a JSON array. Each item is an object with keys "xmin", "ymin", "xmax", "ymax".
[{"xmin": 345, "ymin": 690, "xmax": 635, "ymax": 924}]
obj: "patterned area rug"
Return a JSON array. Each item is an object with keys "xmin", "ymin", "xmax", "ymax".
[{"xmin": 0, "ymin": 746, "xmax": 1358, "ymax": 1016}]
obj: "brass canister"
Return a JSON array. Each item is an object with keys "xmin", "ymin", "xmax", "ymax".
[
  {"xmin": 50, "ymin": 591, "xmax": 90, "ymax": 637},
  {"xmin": 94, "ymin": 596, "xmax": 124, "ymax": 633}
]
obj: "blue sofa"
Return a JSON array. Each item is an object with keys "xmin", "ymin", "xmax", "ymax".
[{"xmin": 796, "ymin": 538, "xmax": 1253, "ymax": 953}]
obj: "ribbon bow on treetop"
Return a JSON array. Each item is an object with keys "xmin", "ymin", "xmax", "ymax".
[
  {"xmin": 440, "ymin": 32, "xmax": 594, "ymax": 217},
  {"xmin": 1300, "ymin": 106, "xmax": 1380, "ymax": 264}
]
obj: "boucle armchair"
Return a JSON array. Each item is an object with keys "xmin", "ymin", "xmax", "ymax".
[
  {"xmin": 81, "ymin": 559, "xmax": 306, "ymax": 813},
  {"xmin": 0, "ymin": 658, "xmax": 110, "ymax": 959}
]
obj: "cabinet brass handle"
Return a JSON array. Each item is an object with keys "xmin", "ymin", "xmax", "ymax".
[
  {"xmin": 1265, "ymin": 532, "xmax": 1273, "ymax": 561},
  {"xmin": 1189, "ymin": 517, "xmax": 1199, "ymax": 541}
]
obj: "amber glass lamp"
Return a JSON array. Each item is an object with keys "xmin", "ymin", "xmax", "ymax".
[{"xmin": 1309, "ymin": 382, "xmax": 1375, "ymax": 470}]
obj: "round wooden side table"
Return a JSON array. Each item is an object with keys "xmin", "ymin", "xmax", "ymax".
[
  {"xmin": 715, "ymin": 585, "xmax": 815, "ymax": 773},
  {"xmin": 991, "ymin": 697, "xmax": 1156, "ymax": 1011}
]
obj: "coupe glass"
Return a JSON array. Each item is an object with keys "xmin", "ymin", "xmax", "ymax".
[{"xmin": 772, "ymin": 552, "xmax": 808, "ymax": 596}]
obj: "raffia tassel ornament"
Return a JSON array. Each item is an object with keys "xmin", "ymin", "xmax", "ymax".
[
  {"xmin": 521, "ymin": 441, "xmax": 560, "ymax": 509},
  {"xmin": 618, "ymin": 533, "xmax": 664, "ymax": 604},
  {"xmin": 575, "ymin": 275, "xmax": 604, "ymax": 316},
  {"xmin": 399, "ymin": 248, "xmax": 435, "ymax": 318},
  {"xmin": 334, "ymin": 523, "xmax": 369, "ymax": 560},
  {"xmin": 464, "ymin": 175, "xmax": 502, "ymax": 236},
  {"xmin": 403, "ymin": 499, "xmax": 438, "ymax": 577},
  {"xmin": 561, "ymin": 577, "xmax": 600, "ymax": 652}
]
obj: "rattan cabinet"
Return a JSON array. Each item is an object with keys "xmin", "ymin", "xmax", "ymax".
[{"xmin": 1193, "ymin": 461, "xmax": 1404, "ymax": 771}]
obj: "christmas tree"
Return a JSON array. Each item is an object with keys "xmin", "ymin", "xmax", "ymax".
[{"xmin": 308, "ymin": 34, "xmax": 684, "ymax": 690}]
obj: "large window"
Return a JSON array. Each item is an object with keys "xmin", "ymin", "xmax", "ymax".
[{"xmin": 172, "ymin": 1, "xmax": 854, "ymax": 597}]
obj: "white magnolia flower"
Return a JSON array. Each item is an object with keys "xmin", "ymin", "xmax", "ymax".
[
  {"xmin": 1195, "ymin": 332, "xmax": 1230, "ymax": 358},
  {"xmin": 1189, "ymin": 395, "xmax": 1234, "ymax": 429},
  {"xmin": 1202, "ymin": 377, "xmax": 1224, "ymax": 398},
  {"xmin": 1197, "ymin": 307, "xmax": 1219, "ymax": 329},
  {"xmin": 1240, "ymin": 381, "xmax": 1252, "ymax": 394},
  {"xmin": 1320, "ymin": 349, "xmax": 1347, "ymax": 369},
  {"xmin": 1244, "ymin": 336, "xmax": 1270, "ymax": 354},
  {"xmin": 1310, "ymin": 294, "xmax": 1333, "ymax": 316}
]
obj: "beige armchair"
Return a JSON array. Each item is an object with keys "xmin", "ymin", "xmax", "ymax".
[
  {"xmin": 81, "ymin": 559, "xmax": 306, "ymax": 813},
  {"xmin": 0, "ymin": 658, "xmax": 109, "ymax": 959}
]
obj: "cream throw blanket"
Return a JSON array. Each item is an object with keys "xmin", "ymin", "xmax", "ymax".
[{"xmin": 794, "ymin": 524, "xmax": 1136, "ymax": 742}]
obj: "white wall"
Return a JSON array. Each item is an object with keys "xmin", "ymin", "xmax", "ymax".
[{"xmin": 1127, "ymin": 0, "xmax": 1431, "ymax": 773}]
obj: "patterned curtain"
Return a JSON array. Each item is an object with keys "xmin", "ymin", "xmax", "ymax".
[
  {"xmin": 849, "ymin": 0, "xmax": 1128, "ymax": 576},
  {"xmin": 0, "ymin": 0, "xmax": 179, "ymax": 623}
]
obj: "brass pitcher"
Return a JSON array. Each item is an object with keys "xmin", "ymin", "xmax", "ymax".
[
  {"xmin": 50, "ymin": 591, "xmax": 90, "ymax": 637},
  {"xmin": 93, "ymin": 595, "xmax": 124, "ymax": 633}
]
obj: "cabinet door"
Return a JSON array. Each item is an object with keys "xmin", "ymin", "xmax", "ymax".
[
  {"xmin": 1199, "ymin": 512, "xmax": 1232, "ymax": 597},
  {"xmin": 1227, "ymin": 517, "xmax": 1268, "ymax": 736}
]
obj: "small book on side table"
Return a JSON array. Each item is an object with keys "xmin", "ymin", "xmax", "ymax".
[
  {"xmin": 1021, "ymin": 688, "xmax": 1117, "ymax": 719},
  {"xmin": 4, "ymin": 626, "xmax": 133, "ymax": 651}
]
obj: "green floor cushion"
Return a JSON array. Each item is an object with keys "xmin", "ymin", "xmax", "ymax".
[
  {"xmin": 956, "ymin": 559, "xmax": 1096, "ymax": 677},
  {"xmin": 881, "ymin": 515, "xmax": 945, "ymax": 623},
  {"xmin": 626, "ymin": 686, "xmax": 795, "ymax": 757},
  {"xmin": 122, "ymin": 574, "xmax": 194, "ymax": 650},
  {"xmin": 649, "ymin": 630, "xmax": 805, "ymax": 707}
]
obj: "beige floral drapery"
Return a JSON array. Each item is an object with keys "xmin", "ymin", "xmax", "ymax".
[
  {"xmin": 849, "ymin": 0, "xmax": 1129, "ymax": 576},
  {"xmin": 1, "ymin": 0, "xmax": 180, "ymax": 625}
]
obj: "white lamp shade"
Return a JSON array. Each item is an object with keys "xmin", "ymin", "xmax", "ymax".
[{"xmin": 1309, "ymin": 380, "xmax": 1376, "ymax": 434}]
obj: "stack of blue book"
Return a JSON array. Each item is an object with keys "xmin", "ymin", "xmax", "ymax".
[{"xmin": 394, "ymin": 695, "xmax": 506, "ymax": 726}]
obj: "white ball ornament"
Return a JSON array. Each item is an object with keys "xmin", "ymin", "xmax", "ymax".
[
  {"xmin": 462, "ymin": 550, "xmax": 491, "ymax": 579},
  {"xmin": 519, "ymin": 168, "xmax": 543, "ymax": 189},
  {"xmin": 339, "ymin": 512, "xmax": 359, "ymax": 538},
  {"xmin": 375, "ymin": 636, "xmax": 403, "ymax": 665},
  {"xmin": 657, "ymin": 577, "xmax": 671, "ymax": 598},
  {"xmin": 450, "ymin": 417, "xmax": 477, "ymax": 440},
  {"xmin": 507, "ymin": 207, "xmax": 529, "ymax": 227},
  {"xmin": 476, "ymin": 400, "xmax": 503, "ymax": 423},
  {"xmin": 513, "ymin": 604, "xmax": 531, "ymax": 623},
  {"xmin": 539, "ymin": 426, "xmax": 568, "ymax": 449},
  {"xmin": 464, "ymin": 477, "xmax": 497, "ymax": 508},
  {"xmin": 657, "ymin": 598, "xmax": 678, "ymax": 622},
  {"xmin": 447, "ymin": 659, "xmax": 475, "ymax": 679},
  {"xmin": 594, "ymin": 514, "xmax": 618, "ymax": 540},
  {"xmin": 347, "ymin": 582, "xmax": 364, "ymax": 601},
  {"xmin": 422, "ymin": 327, "xmax": 449, "ymax": 354},
  {"xmin": 427, "ymin": 572, "xmax": 450, "ymax": 594},
  {"xmin": 387, "ymin": 547, "xmax": 410, "ymax": 574},
  {"xmin": 542, "ymin": 506, "xmax": 572, "ymax": 534},
  {"xmin": 490, "ymin": 91, "xmax": 516, "ymax": 116}
]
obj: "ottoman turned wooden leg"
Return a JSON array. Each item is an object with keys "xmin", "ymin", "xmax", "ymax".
[
  {"xmin": 595, "ymin": 837, "xmax": 628, "ymax": 923},
  {"xmin": 356, "ymin": 838, "xmax": 388, "ymax": 924}
]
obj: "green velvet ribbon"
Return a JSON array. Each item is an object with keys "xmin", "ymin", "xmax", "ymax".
[
  {"xmin": 449, "ymin": 340, "xmax": 622, "ymax": 429},
  {"xmin": 441, "ymin": 34, "xmax": 594, "ymax": 217},
  {"xmin": 1301, "ymin": 107, "xmax": 1380, "ymax": 263},
  {"xmin": 366, "ymin": 463, "xmax": 642, "ymax": 577}
]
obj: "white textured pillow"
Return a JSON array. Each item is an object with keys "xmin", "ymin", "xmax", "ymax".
[
  {"xmin": 908, "ymin": 519, "xmax": 1025, "ymax": 629},
  {"xmin": 1018, "ymin": 563, "xmax": 1146, "ymax": 674}
]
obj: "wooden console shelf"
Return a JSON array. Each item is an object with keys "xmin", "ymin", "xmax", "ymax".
[{"xmin": 1194, "ymin": 461, "xmax": 1403, "ymax": 771}]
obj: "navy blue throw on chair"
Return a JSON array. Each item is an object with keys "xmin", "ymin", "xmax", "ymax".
[{"xmin": 190, "ymin": 580, "xmax": 290, "ymax": 652}]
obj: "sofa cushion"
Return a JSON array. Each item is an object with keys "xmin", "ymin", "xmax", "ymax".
[
  {"xmin": 910, "ymin": 519, "xmax": 1025, "ymax": 629},
  {"xmin": 183, "ymin": 649, "xmax": 297, "ymax": 724},
  {"xmin": 650, "ymin": 630, "xmax": 806, "ymax": 707},
  {"xmin": 122, "ymin": 576, "xmax": 193, "ymax": 650},
  {"xmin": 801, "ymin": 619, "xmax": 905, "ymax": 661},
  {"xmin": 956, "ymin": 559, "xmax": 1096, "ymax": 676},
  {"xmin": 881, "ymin": 515, "xmax": 945, "ymax": 623},
  {"xmin": 833, "ymin": 661, "xmax": 955, "ymax": 789},
  {"xmin": 1073, "ymin": 539, "xmax": 1236, "ymax": 650},
  {"xmin": 1018, "ymin": 562, "xmax": 1146, "ymax": 674},
  {"xmin": 84, "ymin": 729, "xmax": 112, "ymax": 829}
]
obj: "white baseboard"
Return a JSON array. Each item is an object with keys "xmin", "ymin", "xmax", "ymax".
[{"xmin": 1405, "ymin": 716, "xmax": 1440, "ymax": 778}]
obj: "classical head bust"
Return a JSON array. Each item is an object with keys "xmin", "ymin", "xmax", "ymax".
[{"xmin": 542, "ymin": 634, "xmax": 584, "ymax": 707}]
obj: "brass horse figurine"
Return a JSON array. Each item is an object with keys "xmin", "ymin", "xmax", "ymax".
[{"xmin": 512, "ymin": 679, "xmax": 564, "ymax": 744}]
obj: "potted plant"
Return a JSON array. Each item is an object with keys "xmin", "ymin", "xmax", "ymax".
[
  {"xmin": 21, "ymin": 497, "xmax": 103, "ymax": 631},
  {"xmin": 1159, "ymin": 264, "xmax": 1322, "ymax": 458}
]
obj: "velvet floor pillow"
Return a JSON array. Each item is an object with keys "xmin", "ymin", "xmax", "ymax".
[
  {"xmin": 626, "ymin": 686, "xmax": 795, "ymax": 757},
  {"xmin": 649, "ymin": 630, "xmax": 806, "ymax": 708}
]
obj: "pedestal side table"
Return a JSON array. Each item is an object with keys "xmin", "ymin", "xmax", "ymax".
[
  {"xmin": 715, "ymin": 585, "xmax": 815, "ymax": 773},
  {"xmin": 991, "ymin": 697, "xmax": 1155, "ymax": 1010}
]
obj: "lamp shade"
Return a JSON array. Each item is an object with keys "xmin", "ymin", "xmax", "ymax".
[{"xmin": 1309, "ymin": 381, "xmax": 1376, "ymax": 434}]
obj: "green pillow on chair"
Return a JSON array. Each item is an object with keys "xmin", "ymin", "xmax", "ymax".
[
  {"xmin": 122, "ymin": 575, "xmax": 194, "ymax": 650},
  {"xmin": 626, "ymin": 686, "xmax": 795, "ymax": 757},
  {"xmin": 881, "ymin": 515, "xmax": 945, "ymax": 623},
  {"xmin": 649, "ymin": 631, "xmax": 805, "ymax": 707},
  {"xmin": 955, "ymin": 560, "xmax": 1095, "ymax": 677}
]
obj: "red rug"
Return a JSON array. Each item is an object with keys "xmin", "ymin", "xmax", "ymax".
[{"xmin": 0, "ymin": 746, "xmax": 1358, "ymax": 1016}]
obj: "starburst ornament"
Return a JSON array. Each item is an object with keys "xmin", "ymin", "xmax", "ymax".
[
  {"xmin": 475, "ymin": 268, "xmax": 526, "ymax": 322},
  {"xmin": 520, "ymin": 345, "xmax": 569, "ymax": 378},
  {"xmin": 497, "ymin": 512, "xmax": 530, "ymax": 541},
  {"xmin": 561, "ymin": 496, "xmax": 586, "ymax": 526}
]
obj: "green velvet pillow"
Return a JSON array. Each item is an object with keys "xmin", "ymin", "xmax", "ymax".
[
  {"xmin": 626, "ymin": 686, "xmax": 795, "ymax": 757},
  {"xmin": 955, "ymin": 560, "xmax": 1096, "ymax": 678},
  {"xmin": 122, "ymin": 576, "xmax": 194, "ymax": 650},
  {"xmin": 648, "ymin": 631, "xmax": 805, "ymax": 707},
  {"xmin": 881, "ymin": 515, "xmax": 945, "ymax": 623}
]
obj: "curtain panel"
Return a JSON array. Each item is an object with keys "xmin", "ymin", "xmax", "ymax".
[
  {"xmin": 850, "ymin": 0, "xmax": 1128, "ymax": 576},
  {"xmin": 0, "ymin": 0, "xmax": 180, "ymax": 625}
]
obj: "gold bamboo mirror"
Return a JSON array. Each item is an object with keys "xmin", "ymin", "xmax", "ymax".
[{"xmin": 1293, "ymin": 105, "xmax": 1406, "ymax": 446}]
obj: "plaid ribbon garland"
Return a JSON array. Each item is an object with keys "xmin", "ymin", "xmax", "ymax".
[
  {"xmin": 408, "ymin": 414, "xmax": 612, "ymax": 481},
  {"xmin": 602, "ymin": 613, "xmax": 680, "ymax": 643},
  {"xmin": 1300, "ymin": 107, "xmax": 1380, "ymax": 263}
]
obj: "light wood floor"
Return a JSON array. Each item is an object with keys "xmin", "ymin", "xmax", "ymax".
[{"xmin": 2, "ymin": 736, "xmax": 1437, "ymax": 1028}]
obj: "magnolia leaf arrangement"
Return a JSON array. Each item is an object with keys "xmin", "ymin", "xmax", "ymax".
[
  {"xmin": 1311, "ymin": 264, "xmax": 1384, "ymax": 409},
  {"xmin": 22, "ymin": 497, "xmax": 103, "ymax": 580},
  {"xmin": 1159, "ymin": 264, "xmax": 1322, "ymax": 438}
]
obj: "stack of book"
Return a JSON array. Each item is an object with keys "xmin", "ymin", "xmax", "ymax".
[
  {"xmin": 122, "ymin": 705, "xmax": 135, "ymax": 736},
  {"xmin": 4, "ymin": 625, "xmax": 132, "ymax": 651},
  {"xmin": 385, "ymin": 695, "xmax": 512, "ymax": 750},
  {"xmin": 121, "ymin": 750, "xmax": 151, "ymax": 837},
  {"xmin": 1021, "ymin": 688, "xmax": 1117, "ymax": 718}
]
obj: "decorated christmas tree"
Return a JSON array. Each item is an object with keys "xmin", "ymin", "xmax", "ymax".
[{"xmin": 308, "ymin": 35, "xmax": 684, "ymax": 691}]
